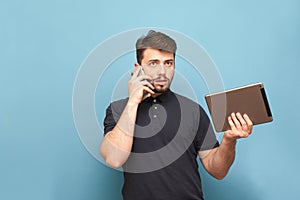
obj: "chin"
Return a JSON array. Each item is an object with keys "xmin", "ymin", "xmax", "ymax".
[{"xmin": 155, "ymin": 86, "xmax": 169, "ymax": 93}]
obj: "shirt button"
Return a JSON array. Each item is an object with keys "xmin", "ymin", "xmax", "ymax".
[
  {"xmin": 153, "ymin": 115, "xmax": 157, "ymax": 118},
  {"xmin": 154, "ymin": 106, "xmax": 158, "ymax": 109},
  {"xmin": 153, "ymin": 99, "xmax": 157, "ymax": 103}
]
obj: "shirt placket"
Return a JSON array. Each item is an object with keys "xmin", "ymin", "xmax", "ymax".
[{"xmin": 151, "ymin": 98, "xmax": 161, "ymax": 134}]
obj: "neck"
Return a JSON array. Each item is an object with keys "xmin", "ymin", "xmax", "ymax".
[
  {"xmin": 151, "ymin": 93, "xmax": 162, "ymax": 98},
  {"xmin": 151, "ymin": 88, "xmax": 170, "ymax": 98}
]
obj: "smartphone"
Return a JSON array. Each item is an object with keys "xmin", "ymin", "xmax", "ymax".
[
  {"xmin": 130, "ymin": 66, "xmax": 145, "ymax": 77},
  {"xmin": 131, "ymin": 66, "xmax": 157, "ymax": 95},
  {"xmin": 137, "ymin": 66, "xmax": 146, "ymax": 77}
]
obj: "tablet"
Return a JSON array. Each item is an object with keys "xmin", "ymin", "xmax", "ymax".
[{"xmin": 205, "ymin": 82, "xmax": 273, "ymax": 132}]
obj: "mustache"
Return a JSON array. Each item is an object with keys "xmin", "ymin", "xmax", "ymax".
[{"xmin": 151, "ymin": 75, "xmax": 170, "ymax": 82}]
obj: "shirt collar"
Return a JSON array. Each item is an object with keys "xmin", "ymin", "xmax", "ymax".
[{"xmin": 144, "ymin": 89, "xmax": 173, "ymax": 103}]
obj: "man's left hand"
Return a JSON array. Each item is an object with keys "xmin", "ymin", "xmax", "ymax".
[{"xmin": 224, "ymin": 112, "xmax": 253, "ymax": 142}]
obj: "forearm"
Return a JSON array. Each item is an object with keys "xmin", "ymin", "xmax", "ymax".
[
  {"xmin": 207, "ymin": 137, "xmax": 237, "ymax": 180},
  {"xmin": 100, "ymin": 101, "xmax": 138, "ymax": 168},
  {"xmin": 202, "ymin": 113, "xmax": 253, "ymax": 180}
]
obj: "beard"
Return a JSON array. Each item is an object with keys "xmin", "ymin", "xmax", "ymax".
[
  {"xmin": 154, "ymin": 84, "xmax": 169, "ymax": 93},
  {"xmin": 152, "ymin": 75, "xmax": 172, "ymax": 93}
]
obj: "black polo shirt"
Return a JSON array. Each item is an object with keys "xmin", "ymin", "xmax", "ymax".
[{"xmin": 104, "ymin": 89, "xmax": 219, "ymax": 200}]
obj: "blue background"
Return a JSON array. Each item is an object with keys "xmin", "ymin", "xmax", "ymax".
[{"xmin": 1, "ymin": 0, "xmax": 300, "ymax": 199}]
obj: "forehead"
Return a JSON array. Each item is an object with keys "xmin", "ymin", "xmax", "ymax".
[{"xmin": 142, "ymin": 48, "xmax": 174, "ymax": 61}]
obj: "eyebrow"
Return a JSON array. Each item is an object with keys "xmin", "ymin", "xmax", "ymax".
[
  {"xmin": 147, "ymin": 59, "xmax": 174, "ymax": 62},
  {"xmin": 148, "ymin": 59, "xmax": 160, "ymax": 63}
]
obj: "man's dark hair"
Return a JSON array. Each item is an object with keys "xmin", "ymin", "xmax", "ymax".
[{"xmin": 135, "ymin": 30, "xmax": 177, "ymax": 65}]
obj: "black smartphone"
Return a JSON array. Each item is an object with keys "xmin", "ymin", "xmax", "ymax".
[{"xmin": 132, "ymin": 66, "xmax": 158, "ymax": 94}]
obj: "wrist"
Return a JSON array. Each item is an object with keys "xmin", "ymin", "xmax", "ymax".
[
  {"xmin": 222, "ymin": 133, "xmax": 237, "ymax": 146},
  {"xmin": 125, "ymin": 99, "xmax": 139, "ymax": 118},
  {"xmin": 127, "ymin": 97, "xmax": 140, "ymax": 107}
]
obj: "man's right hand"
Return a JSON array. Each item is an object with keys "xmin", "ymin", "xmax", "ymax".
[
  {"xmin": 101, "ymin": 66, "xmax": 154, "ymax": 169},
  {"xmin": 128, "ymin": 66, "xmax": 155, "ymax": 105}
]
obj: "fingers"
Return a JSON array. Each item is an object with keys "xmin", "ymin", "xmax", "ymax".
[
  {"xmin": 128, "ymin": 69, "xmax": 156, "ymax": 102},
  {"xmin": 130, "ymin": 78, "xmax": 155, "ymax": 94},
  {"xmin": 131, "ymin": 66, "xmax": 142, "ymax": 78},
  {"xmin": 227, "ymin": 116, "xmax": 238, "ymax": 140},
  {"xmin": 231, "ymin": 112, "xmax": 242, "ymax": 130},
  {"xmin": 129, "ymin": 82, "xmax": 155, "ymax": 96},
  {"xmin": 227, "ymin": 112, "xmax": 254, "ymax": 139},
  {"xmin": 143, "ymin": 86, "xmax": 155, "ymax": 95},
  {"xmin": 131, "ymin": 70, "xmax": 153, "ymax": 85},
  {"xmin": 243, "ymin": 113, "xmax": 253, "ymax": 134},
  {"xmin": 130, "ymin": 66, "xmax": 153, "ymax": 82},
  {"xmin": 236, "ymin": 113, "xmax": 248, "ymax": 131},
  {"xmin": 140, "ymin": 80, "xmax": 155, "ymax": 90}
]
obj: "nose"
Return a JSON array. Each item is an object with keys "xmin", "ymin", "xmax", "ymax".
[{"xmin": 157, "ymin": 65, "xmax": 166, "ymax": 76}]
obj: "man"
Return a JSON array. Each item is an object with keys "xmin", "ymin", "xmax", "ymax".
[{"xmin": 100, "ymin": 30, "xmax": 253, "ymax": 200}]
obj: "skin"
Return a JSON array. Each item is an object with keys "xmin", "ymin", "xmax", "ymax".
[
  {"xmin": 100, "ymin": 48, "xmax": 253, "ymax": 180},
  {"xmin": 135, "ymin": 48, "xmax": 175, "ymax": 96}
]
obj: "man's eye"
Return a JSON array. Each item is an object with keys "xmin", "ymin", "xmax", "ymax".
[
  {"xmin": 149, "ymin": 62, "xmax": 157, "ymax": 66},
  {"xmin": 165, "ymin": 61, "xmax": 173, "ymax": 66}
]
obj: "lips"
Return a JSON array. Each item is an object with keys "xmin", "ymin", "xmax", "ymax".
[
  {"xmin": 152, "ymin": 76, "xmax": 168, "ymax": 82},
  {"xmin": 153, "ymin": 79, "xmax": 168, "ymax": 86}
]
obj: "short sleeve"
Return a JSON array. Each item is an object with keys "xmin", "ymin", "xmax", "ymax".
[
  {"xmin": 103, "ymin": 99, "xmax": 128, "ymax": 135},
  {"xmin": 194, "ymin": 106, "xmax": 219, "ymax": 151},
  {"xmin": 103, "ymin": 104, "xmax": 116, "ymax": 134}
]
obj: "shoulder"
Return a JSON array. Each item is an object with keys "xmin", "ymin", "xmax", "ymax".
[
  {"xmin": 106, "ymin": 98, "xmax": 129, "ymax": 114},
  {"xmin": 172, "ymin": 92, "xmax": 212, "ymax": 126},
  {"xmin": 110, "ymin": 98, "xmax": 128, "ymax": 107},
  {"xmin": 172, "ymin": 92, "xmax": 206, "ymax": 112}
]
